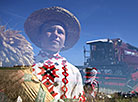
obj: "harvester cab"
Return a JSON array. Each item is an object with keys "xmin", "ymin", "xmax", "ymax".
[{"xmin": 84, "ymin": 38, "xmax": 138, "ymax": 93}]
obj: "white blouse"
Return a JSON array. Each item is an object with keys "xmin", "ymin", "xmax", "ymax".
[{"xmin": 32, "ymin": 51, "xmax": 85, "ymax": 101}]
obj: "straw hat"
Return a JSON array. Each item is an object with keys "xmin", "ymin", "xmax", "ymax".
[{"xmin": 24, "ymin": 6, "xmax": 80, "ymax": 51}]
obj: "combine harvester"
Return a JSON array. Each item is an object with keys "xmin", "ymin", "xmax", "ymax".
[{"xmin": 83, "ymin": 38, "xmax": 138, "ymax": 93}]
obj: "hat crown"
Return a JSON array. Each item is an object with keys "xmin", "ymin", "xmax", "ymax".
[{"xmin": 24, "ymin": 6, "xmax": 80, "ymax": 51}]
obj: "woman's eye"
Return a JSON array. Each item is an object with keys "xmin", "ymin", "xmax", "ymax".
[
  {"xmin": 57, "ymin": 29, "xmax": 64, "ymax": 34},
  {"xmin": 46, "ymin": 28, "xmax": 54, "ymax": 32}
]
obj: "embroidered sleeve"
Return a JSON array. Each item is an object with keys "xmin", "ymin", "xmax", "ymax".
[
  {"xmin": 71, "ymin": 68, "xmax": 86, "ymax": 102},
  {"xmin": 32, "ymin": 63, "xmax": 43, "ymax": 80}
]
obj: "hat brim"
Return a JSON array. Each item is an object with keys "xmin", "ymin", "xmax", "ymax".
[{"xmin": 24, "ymin": 7, "xmax": 80, "ymax": 51}]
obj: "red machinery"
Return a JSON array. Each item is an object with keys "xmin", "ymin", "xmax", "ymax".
[{"xmin": 84, "ymin": 38, "xmax": 138, "ymax": 92}]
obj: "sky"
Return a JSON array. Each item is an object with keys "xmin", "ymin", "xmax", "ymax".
[{"xmin": 0, "ymin": 0, "xmax": 138, "ymax": 66}]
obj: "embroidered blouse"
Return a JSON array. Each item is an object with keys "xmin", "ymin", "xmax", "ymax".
[{"xmin": 32, "ymin": 51, "xmax": 85, "ymax": 101}]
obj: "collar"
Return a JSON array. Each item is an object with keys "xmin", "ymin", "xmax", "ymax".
[{"xmin": 35, "ymin": 50, "xmax": 63, "ymax": 63}]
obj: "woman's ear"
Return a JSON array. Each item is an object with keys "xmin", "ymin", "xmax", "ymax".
[{"xmin": 37, "ymin": 36, "xmax": 42, "ymax": 48}]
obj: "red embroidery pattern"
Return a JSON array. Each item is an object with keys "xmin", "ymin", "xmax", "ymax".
[
  {"xmin": 32, "ymin": 64, "xmax": 36, "ymax": 72},
  {"xmin": 37, "ymin": 64, "xmax": 59, "ymax": 97},
  {"xmin": 78, "ymin": 91, "xmax": 86, "ymax": 102},
  {"xmin": 60, "ymin": 60, "xmax": 69, "ymax": 99},
  {"xmin": 54, "ymin": 54, "xmax": 62, "ymax": 60},
  {"xmin": 45, "ymin": 60, "xmax": 53, "ymax": 65},
  {"xmin": 73, "ymin": 96, "xmax": 76, "ymax": 99}
]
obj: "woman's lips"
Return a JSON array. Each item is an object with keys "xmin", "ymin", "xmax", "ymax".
[{"xmin": 51, "ymin": 40, "xmax": 60, "ymax": 44}]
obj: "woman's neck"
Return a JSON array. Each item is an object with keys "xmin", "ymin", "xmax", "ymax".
[{"xmin": 42, "ymin": 49, "xmax": 59, "ymax": 55}]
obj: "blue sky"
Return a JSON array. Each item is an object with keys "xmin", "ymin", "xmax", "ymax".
[{"xmin": 0, "ymin": 0, "xmax": 138, "ymax": 66}]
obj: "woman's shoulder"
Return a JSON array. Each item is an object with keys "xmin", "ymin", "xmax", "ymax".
[{"xmin": 66, "ymin": 61, "xmax": 80, "ymax": 72}]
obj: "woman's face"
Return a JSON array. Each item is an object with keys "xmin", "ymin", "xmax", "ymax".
[{"xmin": 40, "ymin": 22, "xmax": 66, "ymax": 52}]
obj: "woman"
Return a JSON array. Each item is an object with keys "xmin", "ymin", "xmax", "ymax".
[{"xmin": 24, "ymin": 7, "xmax": 85, "ymax": 101}]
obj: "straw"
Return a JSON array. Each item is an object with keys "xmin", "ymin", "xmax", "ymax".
[{"xmin": 0, "ymin": 66, "xmax": 54, "ymax": 102}]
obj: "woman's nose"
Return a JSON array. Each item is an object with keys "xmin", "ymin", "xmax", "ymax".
[
  {"xmin": 52, "ymin": 29, "xmax": 59, "ymax": 37},
  {"xmin": 53, "ymin": 29, "xmax": 58, "ymax": 34}
]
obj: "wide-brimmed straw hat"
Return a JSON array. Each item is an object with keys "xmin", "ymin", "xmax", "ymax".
[{"xmin": 24, "ymin": 6, "xmax": 80, "ymax": 51}]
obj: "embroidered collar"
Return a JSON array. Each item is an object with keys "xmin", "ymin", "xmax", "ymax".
[{"xmin": 35, "ymin": 50, "xmax": 63, "ymax": 63}]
